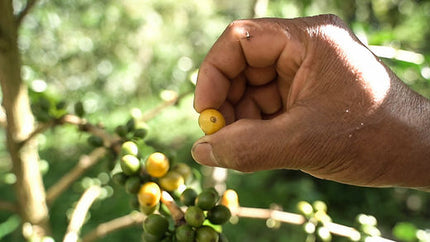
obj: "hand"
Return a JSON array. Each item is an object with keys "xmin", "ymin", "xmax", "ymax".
[{"xmin": 192, "ymin": 14, "xmax": 430, "ymax": 189}]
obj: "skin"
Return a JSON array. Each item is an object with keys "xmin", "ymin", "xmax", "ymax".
[{"xmin": 191, "ymin": 14, "xmax": 430, "ymax": 190}]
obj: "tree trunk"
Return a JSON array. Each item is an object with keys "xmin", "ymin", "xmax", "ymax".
[{"xmin": 0, "ymin": 1, "xmax": 50, "ymax": 239}]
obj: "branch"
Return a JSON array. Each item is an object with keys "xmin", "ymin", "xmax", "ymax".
[
  {"xmin": 234, "ymin": 206, "xmax": 394, "ymax": 241},
  {"xmin": 0, "ymin": 200, "xmax": 18, "ymax": 212},
  {"xmin": 18, "ymin": 119, "xmax": 55, "ymax": 147},
  {"xmin": 234, "ymin": 206, "xmax": 305, "ymax": 225},
  {"xmin": 160, "ymin": 191, "xmax": 184, "ymax": 224},
  {"xmin": 63, "ymin": 186, "xmax": 102, "ymax": 242},
  {"xmin": 140, "ymin": 91, "xmax": 192, "ymax": 122},
  {"xmin": 16, "ymin": 0, "xmax": 38, "ymax": 26},
  {"xmin": 369, "ymin": 45, "xmax": 425, "ymax": 65},
  {"xmin": 81, "ymin": 212, "xmax": 146, "ymax": 242},
  {"xmin": 46, "ymin": 147, "xmax": 107, "ymax": 204}
]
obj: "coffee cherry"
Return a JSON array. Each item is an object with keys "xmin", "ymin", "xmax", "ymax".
[
  {"xmin": 180, "ymin": 188, "xmax": 198, "ymax": 206},
  {"xmin": 184, "ymin": 206, "xmax": 205, "ymax": 228},
  {"xmin": 175, "ymin": 224, "xmax": 195, "ymax": 242},
  {"xmin": 220, "ymin": 189, "xmax": 239, "ymax": 211},
  {"xmin": 196, "ymin": 189, "xmax": 219, "ymax": 210},
  {"xmin": 111, "ymin": 172, "xmax": 128, "ymax": 186},
  {"xmin": 125, "ymin": 176, "xmax": 141, "ymax": 194},
  {"xmin": 158, "ymin": 171, "xmax": 184, "ymax": 192},
  {"xmin": 115, "ymin": 125, "xmax": 128, "ymax": 137},
  {"xmin": 195, "ymin": 226, "xmax": 219, "ymax": 242},
  {"xmin": 143, "ymin": 214, "xmax": 169, "ymax": 238},
  {"xmin": 121, "ymin": 141, "xmax": 139, "ymax": 156},
  {"xmin": 172, "ymin": 162, "xmax": 192, "ymax": 182},
  {"xmin": 146, "ymin": 152, "xmax": 169, "ymax": 178},
  {"xmin": 140, "ymin": 202, "xmax": 159, "ymax": 216},
  {"xmin": 207, "ymin": 205, "xmax": 231, "ymax": 225},
  {"xmin": 138, "ymin": 182, "xmax": 161, "ymax": 208},
  {"xmin": 198, "ymin": 109, "xmax": 225, "ymax": 135},
  {"xmin": 120, "ymin": 154, "xmax": 141, "ymax": 175}
]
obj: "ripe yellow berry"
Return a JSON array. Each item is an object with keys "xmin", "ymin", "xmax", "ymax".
[
  {"xmin": 158, "ymin": 171, "xmax": 185, "ymax": 192},
  {"xmin": 221, "ymin": 189, "xmax": 239, "ymax": 211},
  {"xmin": 146, "ymin": 152, "xmax": 169, "ymax": 178},
  {"xmin": 198, "ymin": 109, "xmax": 225, "ymax": 135},
  {"xmin": 138, "ymin": 182, "xmax": 161, "ymax": 207}
]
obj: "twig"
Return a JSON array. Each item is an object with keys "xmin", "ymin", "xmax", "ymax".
[
  {"xmin": 369, "ymin": 45, "xmax": 425, "ymax": 65},
  {"xmin": 61, "ymin": 114, "xmax": 121, "ymax": 151},
  {"xmin": 160, "ymin": 191, "xmax": 185, "ymax": 224},
  {"xmin": 46, "ymin": 147, "xmax": 107, "ymax": 204},
  {"xmin": 18, "ymin": 120, "xmax": 55, "ymax": 147},
  {"xmin": 234, "ymin": 206, "xmax": 394, "ymax": 241},
  {"xmin": 140, "ymin": 91, "xmax": 192, "ymax": 122},
  {"xmin": 0, "ymin": 200, "xmax": 18, "ymax": 212},
  {"xmin": 16, "ymin": 0, "xmax": 38, "ymax": 26},
  {"xmin": 234, "ymin": 206, "xmax": 306, "ymax": 225},
  {"xmin": 81, "ymin": 211, "xmax": 146, "ymax": 242},
  {"xmin": 63, "ymin": 186, "xmax": 102, "ymax": 242}
]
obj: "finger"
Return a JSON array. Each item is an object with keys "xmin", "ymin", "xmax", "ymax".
[
  {"xmin": 248, "ymin": 82, "xmax": 282, "ymax": 115},
  {"xmin": 227, "ymin": 74, "xmax": 246, "ymax": 105},
  {"xmin": 244, "ymin": 66, "xmax": 277, "ymax": 86},
  {"xmin": 235, "ymin": 97, "xmax": 261, "ymax": 120},
  {"xmin": 191, "ymin": 115, "xmax": 297, "ymax": 172},
  {"xmin": 194, "ymin": 18, "xmax": 295, "ymax": 113}
]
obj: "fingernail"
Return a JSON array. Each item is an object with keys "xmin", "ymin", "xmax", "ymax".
[{"xmin": 191, "ymin": 142, "xmax": 219, "ymax": 167}]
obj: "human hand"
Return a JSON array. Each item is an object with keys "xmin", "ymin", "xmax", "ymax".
[{"xmin": 192, "ymin": 14, "xmax": 430, "ymax": 189}]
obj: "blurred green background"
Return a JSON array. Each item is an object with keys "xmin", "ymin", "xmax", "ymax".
[{"xmin": 1, "ymin": 0, "xmax": 430, "ymax": 241}]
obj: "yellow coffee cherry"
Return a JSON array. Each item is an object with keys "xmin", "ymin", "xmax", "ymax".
[
  {"xmin": 137, "ymin": 182, "xmax": 161, "ymax": 208},
  {"xmin": 221, "ymin": 189, "xmax": 239, "ymax": 211},
  {"xmin": 146, "ymin": 152, "xmax": 169, "ymax": 178},
  {"xmin": 198, "ymin": 109, "xmax": 225, "ymax": 135},
  {"xmin": 158, "ymin": 171, "xmax": 185, "ymax": 192}
]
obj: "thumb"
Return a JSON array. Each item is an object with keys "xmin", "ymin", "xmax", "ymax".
[{"xmin": 191, "ymin": 116, "xmax": 300, "ymax": 172}]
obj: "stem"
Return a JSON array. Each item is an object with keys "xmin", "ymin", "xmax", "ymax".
[
  {"xmin": 46, "ymin": 147, "xmax": 107, "ymax": 204},
  {"xmin": 160, "ymin": 191, "xmax": 185, "ymax": 225},
  {"xmin": 81, "ymin": 212, "xmax": 146, "ymax": 242},
  {"xmin": 234, "ymin": 206, "xmax": 395, "ymax": 241},
  {"xmin": 234, "ymin": 206, "xmax": 305, "ymax": 225},
  {"xmin": 0, "ymin": 1, "xmax": 50, "ymax": 238},
  {"xmin": 63, "ymin": 186, "xmax": 102, "ymax": 242},
  {"xmin": 140, "ymin": 91, "xmax": 192, "ymax": 122}
]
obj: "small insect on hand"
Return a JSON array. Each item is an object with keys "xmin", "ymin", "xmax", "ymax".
[{"xmin": 198, "ymin": 109, "xmax": 226, "ymax": 135}]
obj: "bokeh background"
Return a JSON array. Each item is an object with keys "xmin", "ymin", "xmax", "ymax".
[{"xmin": 1, "ymin": 0, "xmax": 430, "ymax": 241}]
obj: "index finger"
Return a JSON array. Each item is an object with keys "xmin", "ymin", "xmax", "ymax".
[{"xmin": 193, "ymin": 18, "xmax": 301, "ymax": 113}]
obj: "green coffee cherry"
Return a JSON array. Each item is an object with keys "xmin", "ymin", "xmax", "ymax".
[
  {"xmin": 125, "ymin": 176, "xmax": 141, "ymax": 194},
  {"xmin": 180, "ymin": 188, "xmax": 198, "ymax": 206},
  {"xmin": 142, "ymin": 232, "xmax": 163, "ymax": 242},
  {"xmin": 143, "ymin": 214, "xmax": 169, "ymax": 237},
  {"xmin": 207, "ymin": 205, "xmax": 231, "ymax": 225},
  {"xmin": 111, "ymin": 172, "xmax": 128, "ymax": 186},
  {"xmin": 195, "ymin": 226, "xmax": 219, "ymax": 242},
  {"xmin": 115, "ymin": 125, "xmax": 128, "ymax": 137},
  {"xmin": 184, "ymin": 206, "xmax": 205, "ymax": 228},
  {"xmin": 196, "ymin": 189, "xmax": 219, "ymax": 210},
  {"xmin": 120, "ymin": 154, "xmax": 141, "ymax": 175},
  {"xmin": 121, "ymin": 141, "xmax": 139, "ymax": 156},
  {"xmin": 175, "ymin": 224, "xmax": 195, "ymax": 242}
]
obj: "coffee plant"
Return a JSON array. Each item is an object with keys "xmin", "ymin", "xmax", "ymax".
[{"xmin": 1, "ymin": 0, "xmax": 430, "ymax": 242}]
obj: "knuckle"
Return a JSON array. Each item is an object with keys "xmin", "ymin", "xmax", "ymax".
[{"xmin": 226, "ymin": 19, "xmax": 251, "ymax": 39}]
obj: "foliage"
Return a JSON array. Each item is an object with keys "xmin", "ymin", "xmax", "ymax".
[{"xmin": 1, "ymin": 0, "xmax": 430, "ymax": 241}]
